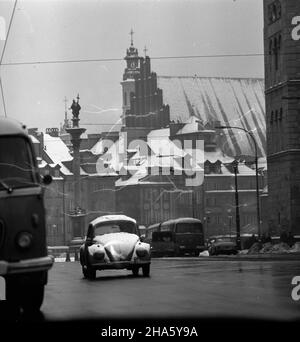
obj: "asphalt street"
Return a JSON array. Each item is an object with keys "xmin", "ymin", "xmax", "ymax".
[{"xmin": 1, "ymin": 258, "xmax": 299, "ymax": 323}]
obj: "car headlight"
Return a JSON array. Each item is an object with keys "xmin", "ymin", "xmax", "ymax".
[
  {"xmin": 92, "ymin": 245, "xmax": 105, "ymax": 260},
  {"xmin": 136, "ymin": 245, "xmax": 148, "ymax": 257},
  {"xmin": 16, "ymin": 232, "xmax": 33, "ymax": 249}
]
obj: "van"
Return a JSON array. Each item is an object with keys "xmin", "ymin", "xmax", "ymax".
[{"xmin": 0, "ymin": 117, "xmax": 53, "ymax": 312}]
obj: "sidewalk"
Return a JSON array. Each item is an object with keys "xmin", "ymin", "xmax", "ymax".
[{"xmin": 198, "ymin": 253, "xmax": 300, "ymax": 261}]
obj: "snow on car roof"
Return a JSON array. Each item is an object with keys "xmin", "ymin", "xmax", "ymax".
[{"xmin": 90, "ymin": 215, "xmax": 137, "ymax": 226}]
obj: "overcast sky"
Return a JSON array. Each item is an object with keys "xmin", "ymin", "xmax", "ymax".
[{"xmin": 0, "ymin": 0, "xmax": 264, "ymax": 133}]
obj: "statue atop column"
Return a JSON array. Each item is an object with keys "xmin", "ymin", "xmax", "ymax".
[{"xmin": 70, "ymin": 94, "xmax": 81, "ymax": 127}]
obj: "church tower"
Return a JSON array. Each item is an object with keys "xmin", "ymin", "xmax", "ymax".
[
  {"xmin": 120, "ymin": 30, "xmax": 170, "ymax": 140},
  {"xmin": 264, "ymin": 0, "xmax": 300, "ymax": 235}
]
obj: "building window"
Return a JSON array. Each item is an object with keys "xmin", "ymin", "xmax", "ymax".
[
  {"xmin": 269, "ymin": 39, "xmax": 273, "ymax": 58},
  {"xmin": 279, "ymin": 107, "xmax": 283, "ymax": 121},
  {"xmin": 273, "ymin": 37, "xmax": 279, "ymax": 70},
  {"xmin": 270, "ymin": 111, "xmax": 274, "ymax": 125},
  {"xmin": 204, "ymin": 161, "xmax": 211, "ymax": 174},
  {"xmin": 275, "ymin": 109, "xmax": 278, "ymax": 122},
  {"xmin": 268, "ymin": 1, "xmax": 281, "ymax": 25},
  {"xmin": 124, "ymin": 92, "xmax": 127, "ymax": 106}
]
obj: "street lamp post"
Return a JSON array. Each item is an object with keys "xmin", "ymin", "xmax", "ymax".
[
  {"xmin": 215, "ymin": 125, "xmax": 261, "ymax": 239},
  {"xmin": 232, "ymin": 160, "xmax": 241, "ymax": 250}
]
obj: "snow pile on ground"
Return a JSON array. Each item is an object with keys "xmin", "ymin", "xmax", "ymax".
[
  {"xmin": 289, "ymin": 242, "xmax": 300, "ymax": 253},
  {"xmin": 247, "ymin": 242, "xmax": 300, "ymax": 255},
  {"xmin": 258, "ymin": 242, "xmax": 273, "ymax": 253},
  {"xmin": 199, "ymin": 250, "xmax": 210, "ymax": 257},
  {"xmin": 55, "ymin": 257, "xmax": 75, "ymax": 262},
  {"xmin": 247, "ymin": 242, "xmax": 262, "ymax": 254},
  {"xmin": 238, "ymin": 249, "xmax": 249, "ymax": 255}
]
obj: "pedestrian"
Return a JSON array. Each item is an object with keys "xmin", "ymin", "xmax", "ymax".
[
  {"xmin": 287, "ymin": 232, "xmax": 295, "ymax": 247},
  {"xmin": 265, "ymin": 234, "xmax": 272, "ymax": 243},
  {"xmin": 280, "ymin": 230, "xmax": 288, "ymax": 243}
]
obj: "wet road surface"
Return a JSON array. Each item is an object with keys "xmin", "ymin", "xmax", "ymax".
[{"xmin": 0, "ymin": 258, "xmax": 300, "ymax": 322}]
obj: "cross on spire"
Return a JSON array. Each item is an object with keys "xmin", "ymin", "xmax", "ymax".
[
  {"xmin": 129, "ymin": 28, "xmax": 134, "ymax": 46},
  {"xmin": 144, "ymin": 45, "xmax": 148, "ymax": 57}
]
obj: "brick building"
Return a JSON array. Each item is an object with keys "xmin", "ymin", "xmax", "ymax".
[{"xmin": 264, "ymin": 0, "xmax": 300, "ymax": 236}]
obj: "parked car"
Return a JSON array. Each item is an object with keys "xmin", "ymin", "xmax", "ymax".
[
  {"xmin": 79, "ymin": 215, "xmax": 151, "ymax": 279},
  {"xmin": 207, "ymin": 236, "xmax": 238, "ymax": 256}
]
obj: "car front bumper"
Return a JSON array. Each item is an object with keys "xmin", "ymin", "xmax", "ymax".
[
  {"xmin": 0, "ymin": 256, "xmax": 54, "ymax": 276},
  {"xmin": 91, "ymin": 259, "xmax": 151, "ymax": 270}
]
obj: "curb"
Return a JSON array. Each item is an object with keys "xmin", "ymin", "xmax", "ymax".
[{"xmin": 197, "ymin": 254, "xmax": 300, "ymax": 261}]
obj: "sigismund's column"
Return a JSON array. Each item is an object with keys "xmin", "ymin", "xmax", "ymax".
[{"xmin": 66, "ymin": 94, "xmax": 86, "ymax": 241}]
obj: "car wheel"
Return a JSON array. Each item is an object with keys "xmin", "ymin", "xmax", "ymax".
[
  {"xmin": 142, "ymin": 264, "xmax": 150, "ymax": 277},
  {"xmin": 82, "ymin": 266, "xmax": 96, "ymax": 280},
  {"xmin": 5, "ymin": 278, "xmax": 44, "ymax": 313},
  {"xmin": 132, "ymin": 265, "xmax": 139, "ymax": 276}
]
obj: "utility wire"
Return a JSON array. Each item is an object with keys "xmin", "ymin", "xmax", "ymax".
[
  {"xmin": 0, "ymin": 77, "xmax": 7, "ymax": 117},
  {"xmin": 0, "ymin": 53, "xmax": 265, "ymax": 67},
  {"xmin": 0, "ymin": 0, "xmax": 18, "ymax": 65},
  {"xmin": 2, "ymin": 51, "xmax": 300, "ymax": 67},
  {"xmin": 0, "ymin": 0, "xmax": 18, "ymax": 117}
]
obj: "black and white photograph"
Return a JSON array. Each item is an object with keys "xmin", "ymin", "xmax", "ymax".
[{"xmin": 0, "ymin": 0, "xmax": 299, "ymax": 337}]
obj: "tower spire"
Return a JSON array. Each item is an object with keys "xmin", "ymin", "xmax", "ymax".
[
  {"xmin": 144, "ymin": 45, "xmax": 148, "ymax": 57},
  {"xmin": 63, "ymin": 96, "xmax": 68, "ymax": 121},
  {"xmin": 129, "ymin": 28, "xmax": 134, "ymax": 46}
]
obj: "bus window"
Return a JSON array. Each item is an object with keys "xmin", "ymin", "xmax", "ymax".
[
  {"xmin": 0, "ymin": 136, "xmax": 36, "ymax": 189},
  {"xmin": 160, "ymin": 224, "xmax": 174, "ymax": 232},
  {"xmin": 152, "ymin": 231, "xmax": 173, "ymax": 242},
  {"xmin": 176, "ymin": 222, "xmax": 203, "ymax": 234}
]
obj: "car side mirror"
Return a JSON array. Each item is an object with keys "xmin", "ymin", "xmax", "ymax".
[
  {"xmin": 43, "ymin": 174, "xmax": 52, "ymax": 185},
  {"xmin": 140, "ymin": 234, "xmax": 146, "ymax": 242}
]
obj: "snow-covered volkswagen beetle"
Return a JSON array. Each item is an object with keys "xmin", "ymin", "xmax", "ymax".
[{"xmin": 79, "ymin": 215, "xmax": 151, "ymax": 279}]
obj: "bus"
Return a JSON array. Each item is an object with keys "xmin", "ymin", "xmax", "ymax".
[
  {"xmin": 147, "ymin": 218, "xmax": 205, "ymax": 257},
  {"xmin": 0, "ymin": 117, "xmax": 53, "ymax": 313}
]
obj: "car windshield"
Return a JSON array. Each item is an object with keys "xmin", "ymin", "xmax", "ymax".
[
  {"xmin": 176, "ymin": 222, "xmax": 203, "ymax": 234},
  {"xmin": 94, "ymin": 221, "xmax": 137, "ymax": 236},
  {"xmin": 0, "ymin": 136, "xmax": 36, "ymax": 190}
]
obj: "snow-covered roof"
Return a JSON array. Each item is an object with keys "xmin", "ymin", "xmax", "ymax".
[
  {"xmin": 90, "ymin": 215, "xmax": 136, "ymax": 226},
  {"xmin": 30, "ymin": 135, "xmax": 39, "ymax": 144},
  {"xmin": 44, "ymin": 134, "xmax": 73, "ymax": 164},
  {"xmin": 158, "ymin": 76, "xmax": 266, "ymax": 157},
  {"xmin": 147, "ymin": 128, "xmax": 186, "ymax": 158},
  {"xmin": 43, "ymin": 133, "xmax": 87, "ymax": 176}
]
